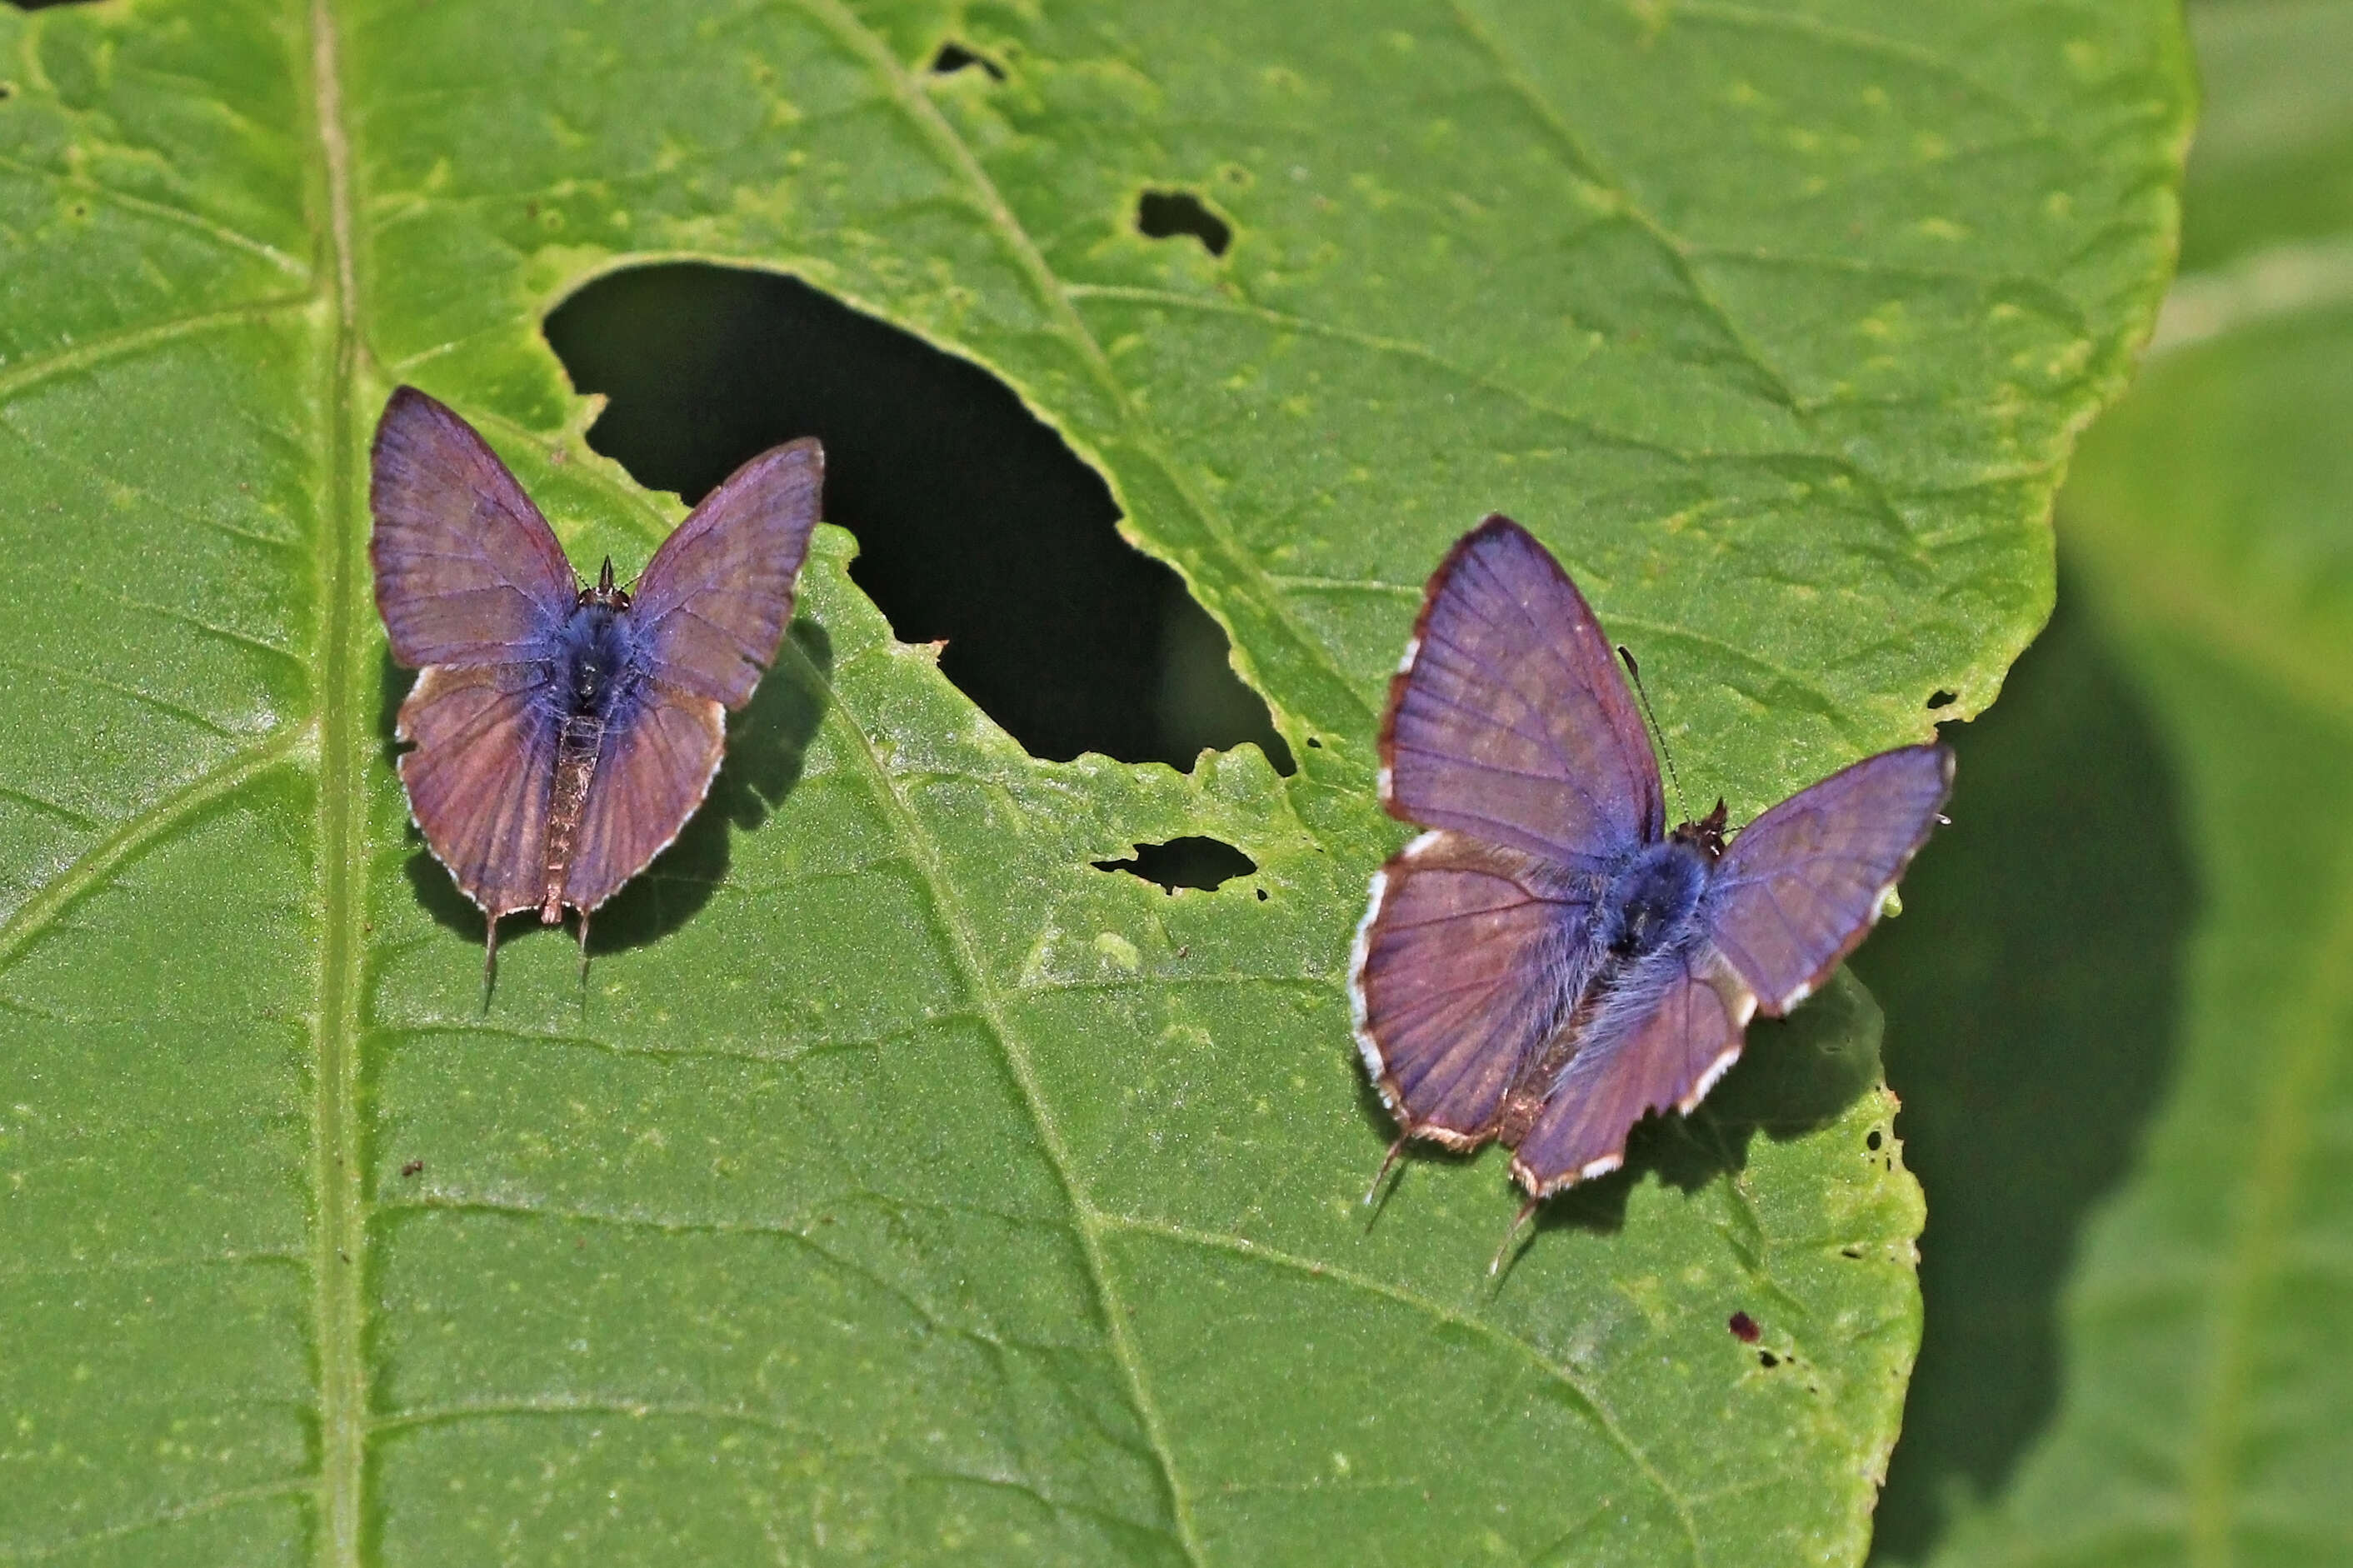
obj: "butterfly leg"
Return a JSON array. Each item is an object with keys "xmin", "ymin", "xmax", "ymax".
[
  {"xmin": 482, "ymin": 913, "xmax": 502, "ymax": 1007},
  {"xmin": 575, "ymin": 910, "xmax": 592, "ymax": 987},
  {"xmin": 1362, "ymin": 1135, "xmax": 1411, "ymax": 1208},
  {"xmin": 1487, "ymin": 1196, "xmax": 1541, "ymax": 1278}
]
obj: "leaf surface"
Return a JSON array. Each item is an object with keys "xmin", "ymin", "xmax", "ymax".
[{"xmin": 0, "ymin": 2, "xmax": 2187, "ymax": 1562}]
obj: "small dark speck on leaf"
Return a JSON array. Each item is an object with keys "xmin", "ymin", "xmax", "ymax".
[
  {"xmin": 1094, "ymin": 836, "xmax": 1256, "ymax": 893},
  {"xmin": 1841, "ymin": 1245, "xmax": 1864, "ymax": 1259},
  {"xmin": 1866, "ymin": 1128, "xmax": 1884, "ymax": 1151},
  {"xmin": 929, "ymin": 41, "xmax": 1005, "ymax": 80},
  {"xmin": 1255, "ymin": 886, "xmax": 1269, "ymax": 901},
  {"xmin": 1137, "ymin": 190, "xmax": 1232, "ymax": 257},
  {"xmin": 400, "ymin": 1160, "xmax": 423, "ymax": 1177},
  {"xmin": 1305, "ymin": 736, "xmax": 1322, "ymax": 748},
  {"xmin": 1728, "ymin": 1311, "xmax": 1761, "ymax": 1343},
  {"xmin": 1927, "ymin": 688, "xmax": 1958, "ymax": 710},
  {"xmin": 1758, "ymin": 1351, "xmax": 1781, "ymax": 1368},
  {"xmin": 0, "ymin": 83, "xmax": 13, "ymax": 101}
]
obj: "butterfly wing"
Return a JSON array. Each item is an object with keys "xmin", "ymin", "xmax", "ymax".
[
  {"xmin": 1707, "ymin": 743, "xmax": 1954, "ymax": 1015},
  {"xmin": 1380, "ymin": 514, "xmax": 1664, "ymax": 868},
  {"xmin": 555, "ymin": 683, "xmax": 727, "ymax": 915},
  {"xmin": 370, "ymin": 386, "xmax": 578, "ymax": 668},
  {"xmin": 1509, "ymin": 948, "xmax": 1757, "ymax": 1194},
  {"xmin": 629, "ymin": 437, "xmax": 824, "ymax": 709},
  {"xmin": 395, "ymin": 662, "xmax": 562, "ymax": 918},
  {"xmin": 1351, "ymin": 831, "xmax": 1595, "ymax": 1146}
]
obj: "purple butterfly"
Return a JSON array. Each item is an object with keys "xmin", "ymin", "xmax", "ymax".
[
  {"xmin": 1350, "ymin": 516, "xmax": 1951, "ymax": 1252},
  {"xmin": 370, "ymin": 386, "xmax": 823, "ymax": 978}
]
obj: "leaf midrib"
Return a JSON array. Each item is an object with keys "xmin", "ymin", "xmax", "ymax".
[{"xmin": 304, "ymin": 0, "xmax": 368, "ymax": 1561}]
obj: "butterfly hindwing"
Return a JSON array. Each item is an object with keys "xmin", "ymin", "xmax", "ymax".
[
  {"xmin": 394, "ymin": 662, "xmax": 562, "ymax": 918},
  {"xmin": 1351, "ymin": 831, "xmax": 1596, "ymax": 1146},
  {"xmin": 369, "ymin": 386, "xmax": 577, "ymax": 669},
  {"xmin": 1707, "ymin": 743, "xmax": 1955, "ymax": 1015},
  {"xmin": 632, "ymin": 438, "xmax": 825, "ymax": 709},
  {"xmin": 558, "ymin": 682, "xmax": 729, "ymax": 916},
  {"xmin": 1511, "ymin": 949, "xmax": 1757, "ymax": 1195},
  {"xmin": 1380, "ymin": 514, "xmax": 1664, "ymax": 868}
]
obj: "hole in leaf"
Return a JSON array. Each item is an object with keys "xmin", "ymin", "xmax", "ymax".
[
  {"xmin": 1137, "ymin": 190, "xmax": 1232, "ymax": 257},
  {"xmin": 1866, "ymin": 1128, "xmax": 1884, "ymax": 1151},
  {"xmin": 1092, "ymin": 836, "xmax": 1256, "ymax": 893},
  {"xmin": 1758, "ymin": 1351, "xmax": 1781, "ymax": 1369},
  {"xmin": 545, "ymin": 264, "xmax": 1292, "ymax": 772},
  {"xmin": 929, "ymin": 40, "xmax": 1005, "ymax": 79},
  {"xmin": 1927, "ymin": 689, "xmax": 1958, "ymax": 710}
]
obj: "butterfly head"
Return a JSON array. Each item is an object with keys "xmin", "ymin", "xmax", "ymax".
[
  {"xmin": 579, "ymin": 556, "xmax": 632, "ymax": 613},
  {"xmin": 1671, "ymin": 798, "xmax": 1730, "ymax": 861}
]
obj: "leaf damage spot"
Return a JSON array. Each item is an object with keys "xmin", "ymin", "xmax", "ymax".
[
  {"xmin": 1926, "ymin": 688, "xmax": 1958, "ymax": 710},
  {"xmin": 1137, "ymin": 190, "xmax": 1232, "ymax": 257},
  {"xmin": 1092, "ymin": 836, "xmax": 1257, "ymax": 893},
  {"xmin": 544, "ymin": 263, "xmax": 1293, "ymax": 773},
  {"xmin": 929, "ymin": 41, "xmax": 1005, "ymax": 81}
]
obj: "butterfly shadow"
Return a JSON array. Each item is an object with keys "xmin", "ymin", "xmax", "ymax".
[
  {"xmin": 384, "ymin": 619, "xmax": 834, "ymax": 961},
  {"xmin": 1526, "ymin": 971, "xmax": 1889, "ymax": 1243}
]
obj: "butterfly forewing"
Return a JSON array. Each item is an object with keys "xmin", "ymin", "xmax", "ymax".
[
  {"xmin": 1707, "ymin": 744, "xmax": 1954, "ymax": 1015},
  {"xmin": 1380, "ymin": 515, "xmax": 1664, "ymax": 867},
  {"xmin": 369, "ymin": 387, "xmax": 577, "ymax": 668},
  {"xmin": 558, "ymin": 685, "xmax": 728, "ymax": 915},
  {"xmin": 632, "ymin": 438, "xmax": 825, "ymax": 709},
  {"xmin": 395, "ymin": 662, "xmax": 562, "ymax": 919},
  {"xmin": 1510, "ymin": 951, "xmax": 1756, "ymax": 1195},
  {"xmin": 1351, "ymin": 831, "xmax": 1596, "ymax": 1146}
]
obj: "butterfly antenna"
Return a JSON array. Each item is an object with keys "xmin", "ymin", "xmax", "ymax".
[
  {"xmin": 1488, "ymin": 1196, "xmax": 1542, "ymax": 1278},
  {"xmin": 1363, "ymin": 1136, "xmax": 1411, "ymax": 1210},
  {"xmin": 1616, "ymin": 645, "xmax": 1687, "ymax": 823}
]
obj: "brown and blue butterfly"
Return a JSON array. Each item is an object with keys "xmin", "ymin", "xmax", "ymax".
[
  {"xmin": 1352, "ymin": 517, "xmax": 1952, "ymax": 1263},
  {"xmin": 370, "ymin": 387, "xmax": 822, "ymax": 981}
]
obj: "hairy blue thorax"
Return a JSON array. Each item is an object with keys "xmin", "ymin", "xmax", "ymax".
[
  {"xmin": 546, "ymin": 557, "xmax": 647, "ymax": 722},
  {"xmin": 1594, "ymin": 801, "xmax": 1731, "ymax": 959}
]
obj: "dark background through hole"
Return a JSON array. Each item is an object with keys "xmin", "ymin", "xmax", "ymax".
[{"xmin": 544, "ymin": 264, "xmax": 1291, "ymax": 775}]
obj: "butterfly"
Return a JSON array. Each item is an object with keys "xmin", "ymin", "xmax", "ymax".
[
  {"xmin": 370, "ymin": 386, "xmax": 824, "ymax": 979},
  {"xmin": 1350, "ymin": 515, "xmax": 1951, "ymax": 1254}
]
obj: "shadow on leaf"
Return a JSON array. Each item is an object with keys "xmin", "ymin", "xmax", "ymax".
[{"xmin": 1530, "ymin": 970, "xmax": 1886, "ymax": 1238}]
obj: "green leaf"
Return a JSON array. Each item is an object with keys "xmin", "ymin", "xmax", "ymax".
[
  {"xmin": 0, "ymin": 2, "xmax": 2186, "ymax": 1562},
  {"xmin": 1923, "ymin": 5, "xmax": 2353, "ymax": 1561}
]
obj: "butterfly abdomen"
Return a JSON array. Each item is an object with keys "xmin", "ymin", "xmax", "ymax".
[{"xmin": 538, "ymin": 597, "xmax": 648, "ymax": 921}]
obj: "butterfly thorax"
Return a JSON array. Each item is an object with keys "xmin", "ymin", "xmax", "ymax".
[
  {"xmin": 1600, "ymin": 839, "xmax": 1709, "ymax": 959},
  {"xmin": 541, "ymin": 558, "xmax": 642, "ymax": 921}
]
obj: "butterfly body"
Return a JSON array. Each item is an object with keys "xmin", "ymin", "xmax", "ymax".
[
  {"xmin": 1352, "ymin": 515, "xmax": 1951, "ymax": 1204},
  {"xmin": 371, "ymin": 387, "xmax": 824, "ymax": 977}
]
